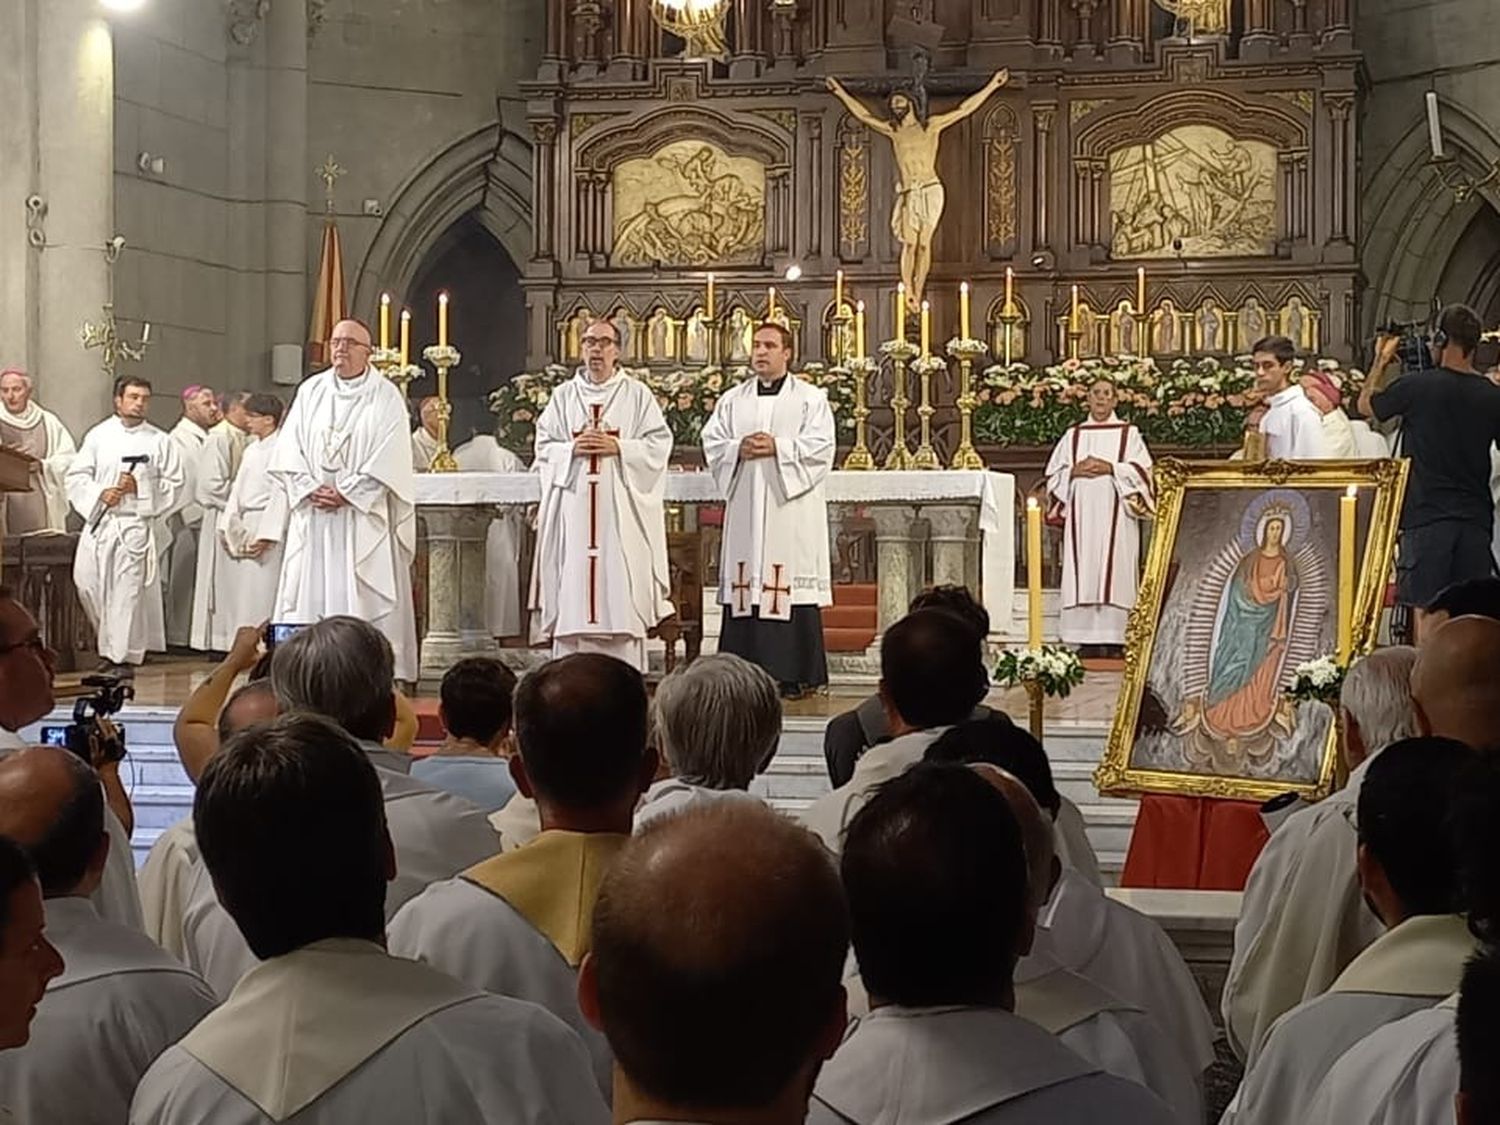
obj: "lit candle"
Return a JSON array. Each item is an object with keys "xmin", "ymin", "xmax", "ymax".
[
  {"xmin": 438, "ymin": 291, "xmax": 449, "ymax": 349},
  {"xmin": 706, "ymin": 272, "xmax": 716, "ymax": 319},
  {"xmin": 835, "ymin": 269, "xmax": 845, "ymax": 312},
  {"xmin": 920, "ymin": 300, "xmax": 931, "ymax": 357},
  {"xmin": 399, "ymin": 309, "xmax": 411, "ymax": 367},
  {"xmin": 1070, "ymin": 284, "xmax": 1081, "ymax": 332},
  {"xmin": 379, "ymin": 293, "xmax": 391, "ymax": 350},
  {"xmin": 894, "ymin": 283, "xmax": 906, "ymax": 343},
  {"xmin": 1338, "ymin": 485, "xmax": 1357, "ymax": 662},
  {"xmin": 1136, "ymin": 266, "xmax": 1147, "ymax": 312},
  {"xmin": 1426, "ymin": 91, "xmax": 1446, "ymax": 160},
  {"xmin": 767, "ymin": 286, "xmax": 777, "ymax": 321},
  {"xmin": 855, "ymin": 300, "xmax": 866, "ymax": 358},
  {"xmin": 1004, "ymin": 267, "xmax": 1015, "ymax": 314},
  {"xmin": 960, "ymin": 281, "xmax": 971, "ymax": 340},
  {"xmin": 1026, "ymin": 497, "xmax": 1043, "ymax": 650}
]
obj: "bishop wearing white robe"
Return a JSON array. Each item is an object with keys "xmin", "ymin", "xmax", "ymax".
[
  {"xmin": 453, "ymin": 434, "xmax": 525, "ymax": 638},
  {"xmin": 129, "ymin": 939, "xmax": 609, "ymax": 1125},
  {"xmin": 702, "ymin": 330, "xmax": 835, "ymax": 692},
  {"xmin": 188, "ymin": 417, "xmax": 249, "ymax": 651},
  {"xmin": 0, "ymin": 371, "xmax": 75, "ymax": 534},
  {"xmin": 531, "ymin": 337, "xmax": 673, "ymax": 672},
  {"xmin": 1044, "ymin": 385, "xmax": 1153, "ymax": 648},
  {"xmin": 0, "ymin": 896, "xmax": 216, "ymax": 1125},
  {"xmin": 216, "ymin": 429, "xmax": 288, "ymax": 647},
  {"xmin": 1301, "ymin": 995, "xmax": 1457, "ymax": 1125},
  {"xmin": 67, "ymin": 397, "xmax": 187, "ymax": 667},
  {"xmin": 270, "ymin": 341, "xmax": 419, "ymax": 682}
]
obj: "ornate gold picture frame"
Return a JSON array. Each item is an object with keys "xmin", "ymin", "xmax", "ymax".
[{"xmin": 1094, "ymin": 458, "xmax": 1408, "ymax": 803}]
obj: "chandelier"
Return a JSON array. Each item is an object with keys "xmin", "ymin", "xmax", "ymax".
[{"xmin": 651, "ymin": 0, "xmax": 731, "ymax": 60}]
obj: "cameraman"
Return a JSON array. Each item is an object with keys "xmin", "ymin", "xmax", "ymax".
[
  {"xmin": 0, "ymin": 589, "xmax": 143, "ymax": 931},
  {"xmin": 1359, "ymin": 304, "xmax": 1500, "ymax": 611}
]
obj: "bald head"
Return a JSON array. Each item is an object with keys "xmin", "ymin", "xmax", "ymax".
[
  {"xmin": 972, "ymin": 763, "xmax": 1054, "ymax": 913},
  {"xmin": 0, "ymin": 747, "xmax": 105, "ymax": 898},
  {"xmin": 217, "ymin": 680, "xmax": 279, "ymax": 743},
  {"xmin": 585, "ymin": 802, "xmax": 847, "ymax": 1114},
  {"xmin": 1413, "ymin": 616, "xmax": 1500, "ymax": 751}
]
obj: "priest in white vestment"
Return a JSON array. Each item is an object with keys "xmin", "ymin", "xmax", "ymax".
[
  {"xmin": 702, "ymin": 322, "xmax": 834, "ymax": 694},
  {"xmin": 531, "ymin": 317, "xmax": 673, "ymax": 672},
  {"xmin": 131, "ymin": 713, "xmax": 608, "ymax": 1125},
  {"xmin": 214, "ymin": 395, "xmax": 288, "ymax": 647},
  {"xmin": 163, "ymin": 386, "xmax": 220, "ymax": 647},
  {"xmin": 270, "ymin": 320, "xmax": 419, "ymax": 681},
  {"xmin": 0, "ymin": 747, "xmax": 216, "ymax": 1125},
  {"xmin": 189, "ymin": 394, "xmax": 251, "ymax": 651},
  {"xmin": 67, "ymin": 377, "xmax": 187, "ymax": 669},
  {"xmin": 1301, "ymin": 370, "xmax": 1360, "ymax": 458},
  {"xmin": 0, "ymin": 369, "xmax": 76, "ymax": 534},
  {"xmin": 1302, "ymin": 997, "xmax": 1458, "ymax": 1125},
  {"xmin": 1044, "ymin": 378, "xmax": 1153, "ymax": 650},
  {"xmin": 411, "ymin": 395, "xmax": 441, "ymax": 471},
  {"xmin": 453, "ymin": 432, "xmax": 525, "ymax": 638},
  {"xmin": 1251, "ymin": 337, "xmax": 1331, "ymax": 459},
  {"xmin": 1223, "ymin": 646, "xmax": 1420, "ymax": 1063}
]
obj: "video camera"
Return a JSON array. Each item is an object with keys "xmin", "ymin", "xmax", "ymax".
[
  {"xmin": 38, "ymin": 675, "xmax": 132, "ymax": 766},
  {"xmin": 1375, "ymin": 320, "xmax": 1437, "ymax": 373}
]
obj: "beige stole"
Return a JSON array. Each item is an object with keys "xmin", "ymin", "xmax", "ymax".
[
  {"xmin": 1330, "ymin": 914, "xmax": 1476, "ymax": 997},
  {"xmin": 1016, "ymin": 965, "xmax": 1137, "ymax": 1034},
  {"xmin": 181, "ymin": 938, "xmax": 480, "ymax": 1122},
  {"xmin": 462, "ymin": 830, "xmax": 629, "ymax": 966}
]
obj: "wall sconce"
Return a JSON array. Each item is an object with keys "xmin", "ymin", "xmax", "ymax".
[{"xmin": 1425, "ymin": 91, "xmax": 1500, "ymax": 204}]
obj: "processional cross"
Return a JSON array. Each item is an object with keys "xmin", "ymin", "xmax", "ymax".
[{"xmin": 574, "ymin": 402, "xmax": 621, "ymax": 625}]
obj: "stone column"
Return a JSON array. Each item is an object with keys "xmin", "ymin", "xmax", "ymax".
[
  {"xmin": 869, "ymin": 505, "xmax": 918, "ymax": 634},
  {"xmin": 1034, "ymin": 105, "xmax": 1056, "ymax": 251},
  {"xmin": 1325, "ymin": 95, "xmax": 1354, "ymax": 248},
  {"xmin": 420, "ymin": 506, "xmax": 464, "ymax": 679},
  {"xmin": 531, "ymin": 118, "xmax": 559, "ymax": 260},
  {"xmin": 264, "ymin": 0, "xmax": 308, "ymax": 373},
  {"xmin": 457, "ymin": 508, "xmax": 499, "ymax": 653},
  {"xmin": 1241, "ymin": 0, "xmax": 1275, "ymax": 59},
  {"xmin": 923, "ymin": 504, "xmax": 978, "ymax": 590},
  {"xmin": 1106, "ymin": 0, "xmax": 1147, "ymax": 63}
]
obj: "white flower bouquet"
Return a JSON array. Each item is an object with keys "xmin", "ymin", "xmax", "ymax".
[
  {"xmin": 1286, "ymin": 655, "xmax": 1346, "ymax": 705},
  {"xmin": 994, "ymin": 644, "xmax": 1087, "ymax": 699}
]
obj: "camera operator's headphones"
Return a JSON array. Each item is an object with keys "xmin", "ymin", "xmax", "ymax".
[{"xmin": 1431, "ymin": 321, "xmax": 1449, "ymax": 351}]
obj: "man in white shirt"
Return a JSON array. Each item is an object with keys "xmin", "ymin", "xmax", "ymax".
[
  {"xmin": 410, "ymin": 395, "xmax": 441, "ymax": 471},
  {"xmin": 1224, "ymin": 736, "xmax": 1479, "ymax": 1123},
  {"xmin": 0, "ymin": 368, "xmax": 75, "ymax": 535},
  {"xmin": 0, "ymin": 839, "xmax": 62, "ymax": 1053},
  {"xmin": 809, "ymin": 763, "xmax": 1173, "ymax": 1124},
  {"xmin": 0, "ymin": 747, "xmax": 216, "ymax": 1124},
  {"xmin": 802, "ymin": 608, "xmax": 988, "ymax": 853},
  {"xmin": 131, "ymin": 713, "xmax": 608, "ymax": 1125},
  {"xmin": 578, "ymin": 801, "xmax": 850, "ymax": 1125},
  {"xmin": 163, "ymin": 385, "xmax": 221, "ymax": 648},
  {"xmin": 1411, "ymin": 614, "xmax": 1500, "ymax": 752},
  {"xmin": 1223, "ymin": 645, "xmax": 1421, "ymax": 1063},
  {"xmin": 389, "ymin": 653, "xmax": 658, "ymax": 1093},
  {"xmin": 1250, "ymin": 335, "xmax": 1330, "ymax": 459}
]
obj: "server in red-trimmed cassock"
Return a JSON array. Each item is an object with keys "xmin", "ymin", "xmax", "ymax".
[
  {"xmin": 1044, "ymin": 377, "xmax": 1154, "ymax": 656},
  {"xmin": 702, "ymin": 323, "xmax": 835, "ymax": 699}
]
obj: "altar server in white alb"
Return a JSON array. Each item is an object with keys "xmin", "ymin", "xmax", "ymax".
[
  {"xmin": 215, "ymin": 395, "xmax": 288, "ymax": 643},
  {"xmin": 702, "ymin": 322, "xmax": 835, "ymax": 696},
  {"xmin": 67, "ymin": 376, "xmax": 187, "ymax": 671},
  {"xmin": 1044, "ymin": 377, "xmax": 1153, "ymax": 653},
  {"xmin": 131, "ymin": 713, "xmax": 609, "ymax": 1125},
  {"xmin": 163, "ymin": 385, "xmax": 220, "ymax": 647},
  {"xmin": 453, "ymin": 430, "xmax": 525, "ymax": 638},
  {"xmin": 531, "ymin": 316, "xmax": 673, "ymax": 672},
  {"xmin": 1251, "ymin": 335, "xmax": 1331, "ymax": 460},
  {"xmin": 0, "ymin": 368, "xmax": 76, "ymax": 535},
  {"xmin": 189, "ymin": 391, "xmax": 251, "ymax": 652},
  {"xmin": 270, "ymin": 319, "xmax": 419, "ymax": 681}
]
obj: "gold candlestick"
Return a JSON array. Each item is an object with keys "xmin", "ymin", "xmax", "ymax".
[
  {"xmin": 421, "ymin": 344, "xmax": 462, "ymax": 472},
  {"xmin": 1132, "ymin": 311, "xmax": 1151, "ymax": 357},
  {"xmin": 998, "ymin": 305, "xmax": 1022, "ymax": 368},
  {"xmin": 841, "ymin": 357, "xmax": 877, "ymax": 470},
  {"xmin": 1067, "ymin": 327, "xmax": 1084, "ymax": 362},
  {"xmin": 880, "ymin": 339, "xmax": 918, "ymax": 470},
  {"xmin": 911, "ymin": 355, "xmax": 944, "ymax": 470},
  {"xmin": 372, "ymin": 346, "xmax": 423, "ymax": 399},
  {"xmin": 946, "ymin": 337, "xmax": 988, "ymax": 470}
]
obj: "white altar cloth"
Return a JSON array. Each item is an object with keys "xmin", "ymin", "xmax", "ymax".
[{"xmin": 414, "ymin": 469, "xmax": 1015, "ymax": 632}]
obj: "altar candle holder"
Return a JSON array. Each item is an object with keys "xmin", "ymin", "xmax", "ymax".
[
  {"xmin": 998, "ymin": 306, "xmax": 1022, "ymax": 368},
  {"xmin": 372, "ymin": 346, "xmax": 423, "ymax": 399},
  {"xmin": 421, "ymin": 344, "xmax": 462, "ymax": 472},
  {"xmin": 841, "ymin": 356, "xmax": 877, "ymax": 471},
  {"xmin": 1132, "ymin": 312, "xmax": 1152, "ymax": 356},
  {"xmin": 878, "ymin": 339, "xmax": 918, "ymax": 470},
  {"xmin": 1067, "ymin": 327, "xmax": 1084, "ymax": 362},
  {"xmin": 910, "ymin": 354, "xmax": 945, "ymax": 470},
  {"xmin": 946, "ymin": 337, "xmax": 989, "ymax": 470}
]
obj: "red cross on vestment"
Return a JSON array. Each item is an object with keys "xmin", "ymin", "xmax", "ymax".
[
  {"xmin": 764, "ymin": 563, "xmax": 793, "ymax": 617},
  {"xmin": 731, "ymin": 562, "xmax": 752, "ymax": 614},
  {"xmin": 573, "ymin": 403, "xmax": 621, "ymax": 625}
]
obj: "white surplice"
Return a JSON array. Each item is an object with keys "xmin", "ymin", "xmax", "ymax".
[
  {"xmin": 1259, "ymin": 385, "xmax": 1331, "ymax": 460},
  {"xmin": 181, "ymin": 745, "xmax": 499, "ymax": 999},
  {"xmin": 633, "ymin": 777, "xmax": 766, "ymax": 830},
  {"xmin": 270, "ymin": 367, "xmax": 419, "ymax": 681},
  {"xmin": 801, "ymin": 728, "xmax": 946, "ymax": 855},
  {"xmin": 129, "ymin": 938, "xmax": 609, "ymax": 1125},
  {"xmin": 0, "ymin": 897, "xmax": 216, "ymax": 1125},
  {"xmin": 188, "ymin": 422, "xmax": 248, "ymax": 651},
  {"xmin": 1302, "ymin": 996, "xmax": 1457, "ymax": 1125},
  {"xmin": 489, "ymin": 793, "xmax": 541, "ymax": 852},
  {"xmin": 215, "ymin": 432, "xmax": 289, "ymax": 647},
  {"xmin": 452, "ymin": 435, "xmax": 525, "ymax": 638},
  {"xmin": 701, "ymin": 375, "xmax": 835, "ymax": 619},
  {"xmin": 411, "ymin": 426, "xmax": 440, "ymax": 473},
  {"xmin": 1053, "ymin": 797, "xmax": 1105, "ymax": 889},
  {"xmin": 67, "ymin": 416, "xmax": 187, "ymax": 664},
  {"xmin": 0, "ymin": 401, "xmax": 75, "ymax": 532},
  {"xmin": 1041, "ymin": 865, "xmax": 1217, "ymax": 1075},
  {"xmin": 1222, "ymin": 754, "xmax": 1385, "ymax": 1064},
  {"xmin": 1321, "ymin": 408, "xmax": 1360, "ymax": 458},
  {"xmin": 164, "ymin": 417, "xmax": 210, "ymax": 647},
  {"xmin": 1223, "ymin": 914, "xmax": 1476, "ymax": 1125},
  {"xmin": 139, "ymin": 817, "xmax": 198, "ymax": 960},
  {"xmin": 530, "ymin": 369, "xmax": 673, "ymax": 671},
  {"xmin": 807, "ymin": 1006, "xmax": 1175, "ymax": 1124},
  {"xmin": 1044, "ymin": 416, "xmax": 1153, "ymax": 646}
]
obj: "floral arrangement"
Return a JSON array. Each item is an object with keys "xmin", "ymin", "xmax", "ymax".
[
  {"xmin": 993, "ymin": 645, "xmax": 1087, "ymax": 699},
  {"xmin": 1286, "ymin": 655, "xmax": 1347, "ymax": 705}
]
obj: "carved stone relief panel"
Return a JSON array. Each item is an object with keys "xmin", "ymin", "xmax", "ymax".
[
  {"xmin": 612, "ymin": 141, "xmax": 767, "ymax": 267},
  {"xmin": 837, "ymin": 116, "xmax": 871, "ymax": 260},
  {"xmin": 983, "ymin": 104, "xmax": 1020, "ymax": 257}
]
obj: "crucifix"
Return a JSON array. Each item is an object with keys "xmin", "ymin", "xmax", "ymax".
[
  {"xmin": 764, "ymin": 563, "xmax": 793, "ymax": 617},
  {"xmin": 574, "ymin": 402, "xmax": 620, "ymax": 624},
  {"xmin": 731, "ymin": 562, "xmax": 753, "ymax": 615}
]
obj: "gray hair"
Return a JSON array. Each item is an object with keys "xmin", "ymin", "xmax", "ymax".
[
  {"xmin": 1340, "ymin": 645, "xmax": 1421, "ymax": 753},
  {"xmin": 651, "ymin": 653, "xmax": 781, "ymax": 790},
  {"xmin": 268, "ymin": 617, "xmax": 393, "ymax": 742}
]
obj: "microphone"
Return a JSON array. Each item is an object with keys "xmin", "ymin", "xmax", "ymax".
[{"xmin": 90, "ymin": 454, "xmax": 150, "ymax": 532}]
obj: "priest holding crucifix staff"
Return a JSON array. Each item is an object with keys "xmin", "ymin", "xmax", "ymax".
[{"xmin": 531, "ymin": 316, "xmax": 673, "ymax": 672}]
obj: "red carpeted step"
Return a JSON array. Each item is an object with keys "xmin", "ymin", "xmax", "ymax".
[
  {"xmin": 832, "ymin": 583, "xmax": 878, "ymax": 607},
  {"xmin": 824, "ymin": 625, "xmax": 877, "ymax": 652},
  {"xmin": 823, "ymin": 605, "xmax": 877, "ymax": 630}
]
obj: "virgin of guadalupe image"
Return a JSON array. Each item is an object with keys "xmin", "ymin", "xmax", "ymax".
[{"xmin": 1171, "ymin": 490, "xmax": 1330, "ymax": 774}]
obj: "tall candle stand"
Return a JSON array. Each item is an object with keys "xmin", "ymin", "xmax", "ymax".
[
  {"xmin": 373, "ymin": 347, "xmax": 423, "ymax": 400},
  {"xmin": 841, "ymin": 355, "xmax": 877, "ymax": 470},
  {"xmin": 911, "ymin": 354, "xmax": 945, "ymax": 470},
  {"xmin": 421, "ymin": 344, "xmax": 462, "ymax": 472},
  {"xmin": 878, "ymin": 339, "xmax": 918, "ymax": 470},
  {"xmin": 1067, "ymin": 327, "xmax": 1084, "ymax": 362},
  {"xmin": 998, "ymin": 306, "xmax": 1021, "ymax": 368},
  {"xmin": 946, "ymin": 337, "xmax": 988, "ymax": 470},
  {"xmin": 1132, "ymin": 311, "xmax": 1151, "ymax": 357}
]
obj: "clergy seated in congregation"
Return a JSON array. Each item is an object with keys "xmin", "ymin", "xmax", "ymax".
[
  {"xmin": 0, "ymin": 838, "xmax": 63, "ymax": 1052},
  {"xmin": 0, "ymin": 589, "xmax": 142, "ymax": 932},
  {"xmin": 635, "ymin": 652, "xmax": 780, "ymax": 828},
  {"xmin": 1298, "ymin": 748, "xmax": 1500, "ymax": 1125},
  {"xmin": 410, "ymin": 656, "xmax": 519, "ymax": 813},
  {"xmin": 702, "ymin": 321, "xmax": 835, "ymax": 699},
  {"xmin": 179, "ymin": 617, "xmax": 497, "ymax": 998},
  {"xmin": 1222, "ymin": 645, "xmax": 1420, "ymax": 1063},
  {"xmin": 1415, "ymin": 576, "xmax": 1500, "ymax": 645},
  {"xmin": 1222, "ymin": 736, "xmax": 1480, "ymax": 1124},
  {"xmin": 1456, "ymin": 946, "xmax": 1500, "ymax": 1125},
  {"xmin": 0, "ymin": 748, "xmax": 215, "ymax": 1125},
  {"xmin": 0, "ymin": 367, "xmax": 76, "ymax": 536},
  {"xmin": 130, "ymin": 714, "xmax": 608, "ymax": 1124},
  {"xmin": 924, "ymin": 719, "xmax": 1214, "ymax": 1078},
  {"xmin": 389, "ymin": 653, "xmax": 658, "ymax": 1096},
  {"xmin": 579, "ymin": 802, "xmax": 850, "ymax": 1125},
  {"xmin": 808, "ymin": 764, "xmax": 1174, "ymax": 1124},
  {"xmin": 803, "ymin": 607, "xmax": 989, "ymax": 854}
]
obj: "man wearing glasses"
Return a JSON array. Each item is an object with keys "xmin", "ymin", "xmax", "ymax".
[
  {"xmin": 531, "ymin": 317, "xmax": 673, "ymax": 671},
  {"xmin": 269, "ymin": 319, "xmax": 419, "ymax": 683}
]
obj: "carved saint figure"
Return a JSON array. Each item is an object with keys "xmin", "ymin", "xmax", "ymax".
[{"xmin": 826, "ymin": 70, "xmax": 1009, "ymax": 311}]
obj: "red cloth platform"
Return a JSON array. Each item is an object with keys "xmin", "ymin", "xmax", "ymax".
[{"xmin": 1120, "ymin": 794, "xmax": 1269, "ymax": 891}]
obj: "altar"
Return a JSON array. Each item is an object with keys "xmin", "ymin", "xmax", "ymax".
[{"xmin": 413, "ymin": 467, "xmax": 1014, "ymax": 680}]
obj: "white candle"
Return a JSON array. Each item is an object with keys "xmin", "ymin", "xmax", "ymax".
[
  {"xmin": 1426, "ymin": 91, "xmax": 1446, "ymax": 160},
  {"xmin": 438, "ymin": 292, "xmax": 449, "ymax": 348},
  {"xmin": 960, "ymin": 281, "xmax": 971, "ymax": 340}
]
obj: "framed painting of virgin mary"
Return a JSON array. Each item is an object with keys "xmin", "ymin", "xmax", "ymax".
[{"xmin": 1094, "ymin": 457, "xmax": 1408, "ymax": 803}]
